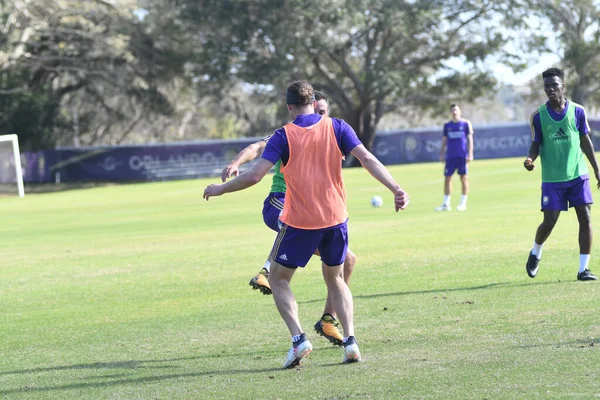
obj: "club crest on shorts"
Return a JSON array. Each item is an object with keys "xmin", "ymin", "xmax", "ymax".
[{"xmin": 542, "ymin": 195, "xmax": 550, "ymax": 205}]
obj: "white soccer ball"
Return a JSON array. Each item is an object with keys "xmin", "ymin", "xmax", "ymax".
[{"xmin": 371, "ymin": 195, "xmax": 383, "ymax": 208}]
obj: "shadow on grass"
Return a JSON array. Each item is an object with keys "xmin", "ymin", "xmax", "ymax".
[
  {"xmin": 517, "ymin": 338, "xmax": 596, "ymax": 349},
  {"xmin": 0, "ymin": 356, "xmax": 284, "ymax": 395},
  {"xmin": 0, "ymin": 350, "xmax": 285, "ymax": 377},
  {"xmin": 0, "ymin": 367, "xmax": 283, "ymax": 395},
  {"xmin": 298, "ymin": 279, "xmax": 570, "ymax": 305},
  {"xmin": 0, "ymin": 358, "xmax": 190, "ymax": 376}
]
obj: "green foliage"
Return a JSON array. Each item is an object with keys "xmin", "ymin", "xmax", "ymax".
[
  {"xmin": 511, "ymin": 0, "xmax": 600, "ymax": 106},
  {"xmin": 0, "ymin": 71, "xmax": 64, "ymax": 150},
  {"xmin": 0, "ymin": 0, "xmax": 182, "ymax": 149},
  {"xmin": 167, "ymin": 0, "xmax": 508, "ymax": 151}
]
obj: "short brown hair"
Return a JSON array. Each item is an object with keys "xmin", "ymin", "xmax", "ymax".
[{"xmin": 286, "ymin": 80, "xmax": 314, "ymax": 105}]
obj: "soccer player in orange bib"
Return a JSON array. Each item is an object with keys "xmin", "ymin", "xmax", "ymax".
[
  {"xmin": 204, "ymin": 80, "xmax": 409, "ymax": 368},
  {"xmin": 221, "ymin": 91, "xmax": 356, "ymax": 347}
]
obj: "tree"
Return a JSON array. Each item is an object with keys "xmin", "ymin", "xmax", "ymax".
[
  {"xmin": 512, "ymin": 0, "xmax": 600, "ymax": 107},
  {"xmin": 164, "ymin": 0, "xmax": 511, "ymax": 155},
  {"xmin": 0, "ymin": 0, "xmax": 182, "ymax": 150}
]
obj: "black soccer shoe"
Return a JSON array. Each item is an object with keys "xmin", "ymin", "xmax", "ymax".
[
  {"xmin": 577, "ymin": 269, "xmax": 598, "ymax": 281},
  {"xmin": 526, "ymin": 251, "xmax": 540, "ymax": 278}
]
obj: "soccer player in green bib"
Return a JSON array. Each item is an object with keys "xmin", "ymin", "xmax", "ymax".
[{"xmin": 523, "ymin": 68, "xmax": 600, "ymax": 281}]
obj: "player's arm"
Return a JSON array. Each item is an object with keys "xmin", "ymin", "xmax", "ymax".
[
  {"xmin": 576, "ymin": 106, "xmax": 600, "ymax": 188},
  {"xmin": 524, "ymin": 112, "xmax": 541, "ymax": 171},
  {"xmin": 204, "ymin": 159, "xmax": 274, "ymax": 200},
  {"xmin": 580, "ymin": 135, "xmax": 599, "ymax": 172},
  {"xmin": 221, "ymin": 140, "xmax": 268, "ymax": 182},
  {"xmin": 439, "ymin": 136, "xmax": 447, "ymax": 162},
  {"xmin": 524, "ymin": 142, "xmax": 540, "ymax": 171},
  {"xmin": 466, "ymin": 121, "xmax": 474, "ymax": 162},
  {"xmin": 350, "ymin": 144, "xmax": 409, "ymax": 211},
  {"xmin": 580, "ymin": 134, "xmax": 600, "ymax": 189}
]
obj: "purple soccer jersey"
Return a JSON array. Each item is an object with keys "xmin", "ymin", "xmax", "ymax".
[
  {"xmin": 443, "ymin": 119, "xmax": 473, "ymax": 159},
  {"xmin": 261, "ymin": 114, "xmax": 362, "ymax": 166}
]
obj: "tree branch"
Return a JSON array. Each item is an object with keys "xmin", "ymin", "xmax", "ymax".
[
  {"xmin": 326, "ymin": 49, "xmax": 365, "ymax": 98},
  {"xmin": 311, "ymin": 56, "xmax": 353, "ymax": 110}
]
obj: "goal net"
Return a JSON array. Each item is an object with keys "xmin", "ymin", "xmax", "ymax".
[{"xmin": 0, "ymin": 134, "xmax": 25, "ymax": 197}]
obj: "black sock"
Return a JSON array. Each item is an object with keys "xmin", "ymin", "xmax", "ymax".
[
  {"xmin": 292, "ymin": 333, "xmax": 306, "ymax": 346},
  {"xmin": 343, "ymin": 336, "xmax": 356, "ymax": 347}
]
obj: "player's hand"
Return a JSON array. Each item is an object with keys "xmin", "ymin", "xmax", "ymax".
[
  {"xmin": 466, "ymin": 155, "xmax": 473, "ymax": 164},
  {"xmin": 221, "ymin": 163, "xmax": 240, "ymax": 182},
  {"xmin": 439, "ymin": 154, "xmax": 445, "ymax": 163},
  {"xmin": 394, "ymin": 188, "xmax": 410, "ymax": 212},
  {"xmin": 523, "ymin": 157, "xmax": 535, "ymax": 171},
  {"xmin": 594, "ymin": 170, "xmax": 600, "ymax": 189},
  {"xmin": 203, "ymin": 184, "xmax": 223, "ymax": 201}
]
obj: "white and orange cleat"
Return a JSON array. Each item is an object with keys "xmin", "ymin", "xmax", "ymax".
[
  {"xmin": 342, "ymin": 336, "xmax": 362, "ymax": 364},
  {"xmin": 283, "ymin": 339, "xmax": 313, "ymax": 369}
]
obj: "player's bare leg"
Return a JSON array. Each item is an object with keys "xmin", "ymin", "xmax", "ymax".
[
  {"xmin": 435, "ymin": 176, "xmax": 453, "ymax": 211},
  {"xmin": 315, "ymin": 250, "xmax": 356, "ymax": 346},
  {"xmin": 321, "ymin": 262, "xmax": 360, "ymax": 363},
  {"xmin": 575, "ymin": 205, "xmax": 597, "ymax": 280},
  {"xmin": 457, "ymin": 174, "xmax": 469, "ymax": 211},
  {"xmin": 269, "ymin": 261, "xmax": 313, "ymax": 368},
  {"xmin": 269, "ymin": 261, "xmax": 301, "ymax": 334},
  {"xmin": 435, "ymin": 175, "xmax": 452, "ymax": 210},
  {"xmin": 445, "ymin": 175, "xmax": 452, "ymax": 196},
  {"xmin": 535, "ymin": 210, "xmax": 560, "ymax": 245},
  {"xmin": 527, "ymin": 210, "xmax": 560, "ymax": 278}
]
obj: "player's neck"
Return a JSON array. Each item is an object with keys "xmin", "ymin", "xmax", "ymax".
[
  {"xmin": 451, "ymin": 117, "xmax": 461, "ymax": 123},
  {"xmin": 290, "ymin": 107, "xmax": 315, "ymax": 119},
  {"xmin": 548, "ymin": 97, "xmax": 567, "ymax": 112}
]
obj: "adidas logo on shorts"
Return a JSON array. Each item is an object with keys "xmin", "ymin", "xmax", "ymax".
[{"xmin": 279, "ymin": 254, "xmax": 288, "ymax": 261}]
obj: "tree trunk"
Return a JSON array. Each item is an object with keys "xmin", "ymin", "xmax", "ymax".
[
  {"xmin": 570, "ymin": 74, "xmax": 587, "ymax": 106},
  {"xmin": 342, "ymin": 104, "xmax": 378, "ymax": 167}
]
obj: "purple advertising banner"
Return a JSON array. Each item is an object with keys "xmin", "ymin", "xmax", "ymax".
[
  {"xmin": 17, "ymin": 118, "xmax": 600, "ymax": 183},
  {"xmin": 20, "ymin": 139, "xmax": 258, "ymax": 183},
  {"xmin": 371, "ymin": 122, "xmax": 534, "ymax": 165},
  {"xmin": 373, "ymin": 119, "xmax": 600, "ymax": 165}
]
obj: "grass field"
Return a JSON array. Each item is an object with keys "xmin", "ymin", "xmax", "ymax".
[{"xmin": 1, "ymin": 157, "xmax": 599, "ymax": 399}]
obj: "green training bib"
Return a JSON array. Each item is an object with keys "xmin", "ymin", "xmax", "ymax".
[
  {"xmin": 539, "ymin": 103, "xmax": 588, "ymax": 182},
  {"xmin": 269, "ymin": 160, "xmax": 286, "ymax": 193}
]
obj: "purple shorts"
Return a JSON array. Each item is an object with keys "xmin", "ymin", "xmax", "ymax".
[
  {"xmin": 262, "ymin": 192, "xmax": 285, "ymax": 232},
  {"xmin": 270, "ymin": 221, "xmax": 348, "ymax": 269},
  {"xmin": 444, "ymin": 157, "xmax": 467, "ymax": 176},
  {"xmin": 541, "ymin": 178, "xmax": 593, "ymax": 211}
]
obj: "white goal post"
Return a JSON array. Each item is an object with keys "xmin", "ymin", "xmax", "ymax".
[{"xmin": 0, "ymin": 134, "xmax": 25, "ymax": 198}]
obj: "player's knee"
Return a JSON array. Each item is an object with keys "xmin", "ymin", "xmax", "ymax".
[
  {"xmin": 345, "ymin": 251, "xmax": 357, "ymax": 269},
  {"xmin": 576, "ymin": 206, "xmax": 592, "ymax": 224}
]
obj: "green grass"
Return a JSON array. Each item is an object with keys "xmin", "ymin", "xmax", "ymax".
[{"xmin": 1, "ymin": 157, "xmax": 599, "ymax": 399}]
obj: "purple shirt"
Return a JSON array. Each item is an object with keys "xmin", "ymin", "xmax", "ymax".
[
  {"xmin": 261, "ymin": 114, "xmax": 362, "ymax": 166},
  {"xmin": 530, "ymin": 100, "xmax": 590, "ymax": 188},
  {"xmin": 443, "ymin": 119, "xmax": 473, "ymax": 158},
  {"xmin": 530, "ymin": 100, "xmax": 589, "ymax": 143}
]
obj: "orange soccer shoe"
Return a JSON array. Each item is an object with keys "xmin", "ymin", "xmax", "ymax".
[
  {"xmin": 314, "ymin": 314, "xmax": 343, "ymax": 346},
  {"xmin": 249, "ymin": 268, "xmax": 272, "ymax": 295}
]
